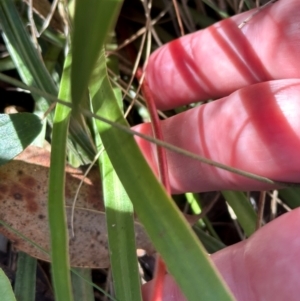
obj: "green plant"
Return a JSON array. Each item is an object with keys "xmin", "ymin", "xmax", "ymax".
[{"xmin": 0, "ymin": 1, "xmax": 294, "ymax": 301}]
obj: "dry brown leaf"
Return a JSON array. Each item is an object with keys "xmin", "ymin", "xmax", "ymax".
[{"xmin": 0, "ymin": 146, "xmax": 154, "ymax": 268}]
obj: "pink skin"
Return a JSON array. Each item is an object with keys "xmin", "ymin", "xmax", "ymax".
[
  {"xmin": 142, "ymin": 208, "xmax": 300, "ymax": 301},
  {"xmin": 135, "ymin": 1, "xmax": 300, "ymax": 300}
]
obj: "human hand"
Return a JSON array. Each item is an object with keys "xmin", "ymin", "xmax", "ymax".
[
  {"xmin": 134, "ymin": 0, "xmax": 300, "ymax": 300},
  {"xmin": 142, "ymin": 208, "xmax": 300, "ymax": 301}
]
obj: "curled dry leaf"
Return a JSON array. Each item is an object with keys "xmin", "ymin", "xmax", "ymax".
[{"xmin": 0, "ymin": 146, "xmax": 154, "ymax": 268}]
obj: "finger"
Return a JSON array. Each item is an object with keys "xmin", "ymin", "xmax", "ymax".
[
  {"xmin": 142, "ymin": 274, "xmax": 186, "ymax": 301},
  {"xmin": 142, "ymin": 208, "xmax": 300, "ymax": 301},
  {"xmin": 146, "ymin": 0, "xmax": 300, "ymax": 110},
  {"xmin": 135, "ymin": 79, "xmax": 300, "ymax": 193},
  {"xmin": 213, "ymin": 207, "xmax": 300, "ymax": 300}
]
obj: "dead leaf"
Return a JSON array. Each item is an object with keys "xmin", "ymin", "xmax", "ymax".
[{"xmin": 0, "ymin": 146, "xmax": 154, "ymax": 268}]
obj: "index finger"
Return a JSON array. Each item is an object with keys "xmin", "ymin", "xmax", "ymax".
[{"xmin": 146, "ymin": 0, "xmax": 300, "ymax": 110}]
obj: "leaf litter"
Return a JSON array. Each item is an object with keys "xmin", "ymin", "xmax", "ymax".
[{"xmin": 0, "ymin": 146, "xmax": 154, "ymax": 268}]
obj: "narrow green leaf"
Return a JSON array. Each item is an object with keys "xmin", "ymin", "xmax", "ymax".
[
  {"xmin": 0, "ymin": 72, "xmax": 286, "ymax": 188},
  {"xmin": 279, "ymin": 188, "xmax": 300, "ymax": 208},
  {"xmin": 0, "ymin": 268, "xmax": 16, "ymax": 301},
  {"xmin": 222, "ymin": 191, "xmax": 257, "ymax": 237},
  {"xmin": 71, "ymin": 0, "xmax": 122, "ymax": 111},
  {"xmin": 90, "ymin": 55, "xmax": 235, "ymax": 301},
  {"xmin": 201, "ymin": 0, "xmax": 229, "ymax": 18},
  {"xmin": 14, "ymin": 252, "xmax": 37, "ymax": 301},
  {"xmin": 70, "ymin": 0, "xmax": 235, "ymax": 291},
  {"xmin": 91, "ymin": 49, "xmax": 142, "ymax": 301},
  {"xmin": 0, "ymin": 56, "xmax": 15, "ymax": 71},
  {"xmin": 0, "ymin": 113, "xmax": 43, "ymax": 165},
  {"xmin": 0, "ymin": 0, "xmax": 57, "ymax": 112},
  {"xmin": 193, "ymin": 226, "xmax": 226, "ymax": 254},
  {"xmin": 71, "ymin": 269, "xmax": 117, "ymax": 301},
  {"xmin": 99, "ymin": 110, "xmax": 235, "ymax": 301},
  {"xmin": 72, "ymin": 1, "xmax": 142, "ymax": 297},
  {"xmin": 0, "ymin": 0, "xmax": 95, "ymax": 157},
  {"xmin": 71, "ymin": 268, "xmax": 94, "ymax": 301},
  {"xmin": 186, "ymin": 192, "xmax": 221, "ymax": 239},
  {"xmin": 48, "ymin": 54, "xmax": 73, "ymax": 301},
  {"xmin": 100, "ymin": 154, "xmax": 142, "ymax": 301}
]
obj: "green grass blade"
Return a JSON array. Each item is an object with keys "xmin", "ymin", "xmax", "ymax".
[
  {"xmin": 186, "ymin": 192, "xmax": 221, "ymax": 239},
  {"xmin": 48, "ymin": 54, "xmax": 73, "ymax": 301},
  {"xmin": 0, "ymin": 0, "xmax": 57, "ymax": 112},
  {"xmin": 0, "ymin": 34, "xmax": 48, "ymax": 112},
  {"xmin": 91, "ymin": 49, "xmax": 142, "ymax": 301},
  {"xmin": 201, "ymin": 0, "xmax": 229, "ymax": 18},
  {"xmin": 0, "ymin": 71, "xmax": 288, "ymax": 187},
  {"xmin": 99, "ymin": 110, "xmax": 235, "ymax": 301},
  {"xmin": 72, "ymin": 1, "xmax": 142, "ymax": 297},
  {"xmin": 279, "ymin": 188, "xmax": 300, "ymax": 208},
  {"xmin": 222, "ymin": 191, "xmax": 257, "ymax": 237},
  {"xmin": 43, "ymin": 44, "xmax": 63, "ymax": 74},
  {"xmin": 89, "ymin": 55, "xmax": 235, "ymax": 300},
  {"xmin": 0, "ymin": 56, "xmax": 15, "ymax": 71},
  {"xmin": 100, "ymin": 154, "xmax": 142, "ymax": 301},
  {"xmin": 0, "ymin": 0, "xmax": 95, "ymax": 157},
  {"xmin": 71, "ymin": 268, "xmax": 94, "ymax": 301},
  {"xmin": 70, "ymin": 269, "xmax": 116, "ymax": 301},
  {"xmin": 71, "ymin": 0, "xmax": 122, "ymax": 111},
  {"xmin": 193, "ymin": 226, "xmax": 226, "ymax": 253},
  {"xmin": 14, "ymin": 252, "xmax": 37, "ymax": 301},
  {"xmin": 0, "ymin": 268, "xmax": 16, "ymax": 301}
]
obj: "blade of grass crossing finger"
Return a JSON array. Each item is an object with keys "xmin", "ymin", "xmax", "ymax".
[
  {"xmin": 14, "ymin": 252, "xmax": 37, "ymax": 301},
  {"xmin": 0, "ymin": 268, "xmax": 16, "ymax": 301},
  {"xmin": 88, "ymin": 54, "xmax": 235, "ymax": 301},
  {"xmin": 90, "ymin": 50, "xmax": 142, "ymax": 301},
  {"xmin": 95, "ymin": 78, "xmax": 235, "ymax": 301},
  {"xmin": 0, "ymin": 71, "xmax": 292, "ymax": 188},
  {"xmin": 48, "ymin": 53, "xmax": 73, "ymax": 301},
  {"xmin": 71, "ymin": 0, "xmax": 122, "ymax": 113},
  {"xmin": 222, "ymin": 191, "xmax": 257, "ymax": 237},
  {"xmin": 72, "ymin": 1, "xmax": 233, "ymax": 292}
]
